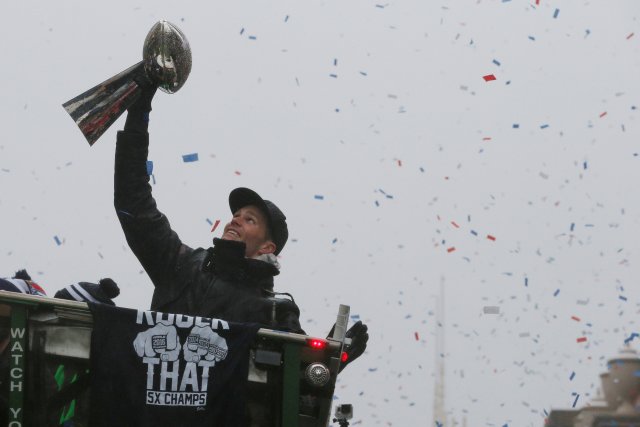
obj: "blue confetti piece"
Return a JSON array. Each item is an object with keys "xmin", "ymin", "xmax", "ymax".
[
  {"xmin": 540, "ymin": 124, "xmax": 549, "ymax": 129},
  {"xmin": 351, "ymin": 314, "xmax": 361, "ymax": 320},
  {"xmin": 374, "ymin": 201, "xmax": 380, "ymax": 207},
  {"xmin": 572, "ymin": 394, "xmax": 579, "ymax": 408},
  {"xmin": 470, "ymin": 230, "xmax": 478, "ymax": 236},
  {"xmin": 334, "ymin": 58, "xmax": 338, "ymax": 66},
  {"xmin": 359, "ymin": 71, "xmax": 368, "ymax": 76},
  {"xmin": 585, "ymin": 224, "xmax": 594, "ymax": 228},
  {"xmin": 284, "ymin": 15, "xmax": 289, "ymax": 22},
  {"xmin": 375, "ymin": 4, "xmax": 385, "ymax": 8},
  {"xmin": 624, "ymin": 332, "xmax": 639, "ymax": 344},
  {"xmin": 512, "ymin": 123, "xmax": 520, "ymax": 129},
  {"xmin": 553, "ymin": 8, "xmax": 560, "ymax": 18},
  {"xmin": 619, "ymin": 295, "xmax": 628, "ymax": 301},
  {"xmin": 54, "ymin": 236, "xmax": 62, "ymax": 246},
  {"xmin": 314, "ymin": 195, "xmax": 324, "ymax": 200},
  {"xmin": 368, "ymin": 368, "xmax": 378, "ymax": 372},
  {"xmin": 525, "ymin": 277, "xmax": 529, "ymax": 287},
  {"xmin": 493, "ymin": 59, "xmax": 501, "ymax": 66},
  {"xmin": 570, "ymin": 371, "xmax": 575, "ymax": 381},
  {"xmin": 239, "ymin": 28, "xmax": 245, "ymax": 35},
  {"xmin": 554, "ymin": 289, "xmax": 560, "ymax": 297},
  {"xmin": 528, "ymin": 35, "xmax": 536, "ymax": 41},
  {"xmin": 249, "ymin": 35, "xmax": 257, "ymax": 40},
  {"xmin": 419, "ymin": 167, "xmax": 425, "ymax": 172},
  {"xmin": 570, "ymin": 222, "xmax": 575, "ymax": 232},
  {"xmin": 146, "ymin": 160, "xmax": 154, "ymax": 175},
  {"xmin": 385, "ymin": 194, "xmax": 394, "ymax": 199},
  {"xmin": 583, "ymin": 161, "xmax": 587, "ymax": 170},
  {"xmin": 332, "ymin": 238, "xmax": 338, "ymax": 244},
  {"xmin": 206, "ymin": 218, "xmax": 213, "ymax": 226},
  {"xmin": 182, "ymin": 153, "xmax": 199, "ymax": 163},
  {"xmin": 329, "ymin": 74, "xmax": 338, "ymax": 78},
  {"xmin": 544, "ymin": 409, "xmax": 549, "ymax": 417}
]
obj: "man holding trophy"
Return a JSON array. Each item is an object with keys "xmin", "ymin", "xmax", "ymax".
[{"xmin": 59, "ymin": 20, "xmax": 370, "ymax": 366}]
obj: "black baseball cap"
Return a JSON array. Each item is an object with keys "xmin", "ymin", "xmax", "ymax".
[{"xmin": 229, "ymin": 187, "xmax": 288, "ymax": 255}]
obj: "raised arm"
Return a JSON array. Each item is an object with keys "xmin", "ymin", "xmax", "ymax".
[{"xmin": 114, "ymin": 79, "xmax": 191, "ymax": 290}]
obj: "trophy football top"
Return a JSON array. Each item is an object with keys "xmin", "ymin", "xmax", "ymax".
[{"xmin": 143, "ymin": 20, "xmax": 192, "ymax": 94}]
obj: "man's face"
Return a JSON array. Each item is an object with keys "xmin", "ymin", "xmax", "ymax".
[{"xmin": 221, "ymin": 205, "xmax": 276, "ymax": 258}]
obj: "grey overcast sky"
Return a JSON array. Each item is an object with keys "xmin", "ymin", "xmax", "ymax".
[{"xmin": 2, "ymin": 1, "xmax": 640, "ymax": 425}]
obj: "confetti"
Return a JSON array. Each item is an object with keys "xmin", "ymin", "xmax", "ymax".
[
  {"xmin": 571, "ymin": 316, "xmax": 581, "ymax": 322},
  {"xmin": 447, "ymin": 247, "xmax": 456, "ymax": 253},
  {"xmin": 248, "ymin": 35, "xmax": 257, "ymax": 40},
  {"xmin": 624, "ymin": 332, "xmax": 639, "ymax": 344},
  {"xmin": 239, "ymin": 28, "xmax": 245, "ymax": 35},
  {"xmin": 483, "ymin": 74, "xmax": 497, "ymax": 82},
  {"xmin": 619, "ymin": 295, "xmax": 628, "ymax": 301},
  {"xmin": 512, "ymin": 124, "xmax": 520, "ymax": 128},
  {"xmin": 576, "ymin": 337, "xmax": 587, "ymax": 343},
  {"xmin": 414, "ymin": 332, "xmax": 419, "ymax": 341},
  {"xmin": 540, "ymin": 124, "xmax": 549, "ymax": 129},
  {"xmin": 524, "ymin": 277, "xmax": 529, "ymax": 287},
  {"xmin": 492, "ymin": 59, "xmax": 501, "ymax": 66},
  {"xmin": 553, "ymin": 8, "xmax": 559, "ymax": 18},
  {"xmin": 569, "ymin": 371, "xmax": 576, "ymax": 381},
  {"xmin": 314, "ymin": 195, "xmax": 324, "ymax": 200},
  {"xmin": 234, "ymin": 171, "xmax": 241, "ymax": 175},
  {"xmin": 553, "ymin": 289, "xmax": 560, "ymax": 297},
  {"xmin": 211, "ymin": 219, "xmax": 221, "ymax": 232},
  {"xmin": 332, "ymin": 238, "xmax": 338, "ymax": 244},
  {"xmin": 470, "ymin": 230, "xmax": 478, "ymax": 236},
  {"xmin": 329, "ymin": 74, "xmax": 338, "ymax": 78},
  {"xmin": 54, "ymin": 236, "xmax": 62, "ymax": 246},
  {"xmin": 487, "ymin": 234, "xmax": 496, "ymax": 241},
  {"xmin": 627, "ymin": 32, "xmax": 635, "ymax": 40},
  {"xmin": 284, "ymin": 15, "xmax": 289, "ymax": 22},
  {"xmin": 483, "ymin": 306, "xmax": 500, "ymax": 314},
  {"xmin": 572, "ymin": 394, "xmax": 580, "ymax": 408},
  {"xmin": 146, "ymin": 160, "xmax": 154, "ymax": 175},
  {"xmin": 528, "ymin": 35, "xmax": 536, "ymax": 41},
  {"xmin": 182, "ymin": 153, "xmax": 199, "ymax": 163},
  {"xmin": 451, "ymin": 221, "xmax": 460, "ymax": 228},
  {"xmin": 397, "ymin": 159, "xmax": 402, "ymax": 167}
]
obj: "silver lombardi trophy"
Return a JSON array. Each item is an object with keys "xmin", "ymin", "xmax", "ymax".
[{"xmin": 62, "ymin": 20, "xmax": 192, "ymax": 146}]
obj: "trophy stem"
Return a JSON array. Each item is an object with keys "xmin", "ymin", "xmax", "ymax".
[{"xmin": 63, "ymin": 61, "xmax": 145, "ymax": 146}]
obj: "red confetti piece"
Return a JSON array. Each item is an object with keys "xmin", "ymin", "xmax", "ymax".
[
  {"xmin": 414, "ymin": 332, "xmax": 419, "ymax": 341},
  {"xmin": 627, "ymin": 32, "xmax": 635, "ymax": 40},
  {"xmin": 451, "ymin": 221, "xmax": 460, "ymax": 228},
  {"xmin": 571, "ymin": 315, "xmax": 581, "ymax": 322},
  {"xmin": 211, "ymin": 219, "xmax": 221, "ymax": 232},
  {"xmin": 482, "ymin": 137, "xmax": 492, "ymax": 141},
  {"xmin": 599, "ymin": 111, "xmax": 607, "ymax": 118},
  {"xmin": 536, "ymin": 0, "xmax": 540, "ymax": 4},
  {"xmin": 487, "ymin": 234, "xmax": 496, "ymax": 241},
  {"xmin": 447, "ymin": 247, "xmax": 456, "ymax": 253},
  {"xmin": 234, "ymin": 171, "xmax": 241, "ymax": 175},
  {"xmin": 397, "ymin": 159, "xmax": 402, "ymax": 167},
  {"xmin": 483, "ymin": 74, "xmax": 497, "ymax": 82},
  {"xmin": 576, "ymin": 337, "xmax": 587, "ymax": 343}
]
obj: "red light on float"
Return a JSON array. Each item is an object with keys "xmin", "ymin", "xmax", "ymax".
[
  {"xmin": 308, "ymin": 339, "xmax": 327, "ymax": 350},
  {"xmin": 341, "ymin": 351, "xmax": 348, "ymax": 363}
]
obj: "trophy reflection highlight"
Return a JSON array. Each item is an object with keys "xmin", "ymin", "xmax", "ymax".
[{"xmin": 62, "ymin": 20, "xmax": 192, "ymax": 145}]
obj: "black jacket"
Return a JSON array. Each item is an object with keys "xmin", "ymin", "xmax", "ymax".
[{"xmin": 114, "ymin": 129, "xmax": 303, "ymax": 333}]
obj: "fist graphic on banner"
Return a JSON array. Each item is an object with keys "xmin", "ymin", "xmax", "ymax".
[
  {"xmin": 183, "ymin": 325, "xmax": 228, "ymax": 363},
  {"xmin": 133, "ymin": 321, "xmax": 180, "ymax": 362}
]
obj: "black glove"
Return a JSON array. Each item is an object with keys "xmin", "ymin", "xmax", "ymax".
[
  {"xmin": 327, "ymin": 320, "xmax": 369, "ymax": 372},
  {"xmin": 124, "ymin": 73, "xmax": 158, "ymax": 133}
]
